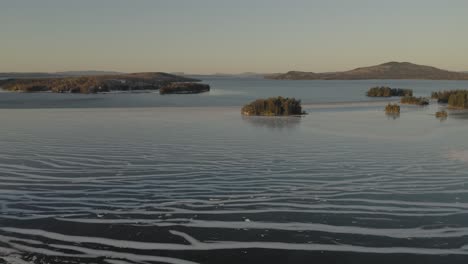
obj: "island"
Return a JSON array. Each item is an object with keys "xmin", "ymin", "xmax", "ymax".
[
  {"xmin": 366, "ymin": 86, "xmax": 413, "ymax": 97},
  {"xmin": 159, "ymin": 82, "xmax": 210, "ymax": 94},
  {"xmin": 241, "ymin": 96, "xmax": 305, "ymax": 116},
  {"xmin": 0, "ymin": 72, "xmax": 204, "ymax": 94},
  {"xmin": 436, "ymin": 111, "xmax": 448, "ymax": 118},
  {"xmin": 385, "ymin": 103, "xmax": 400, "ymax": 114},
  {"xmin": 431, "ymin": 90, "xmax": 468, "ymax": 108},
  {"xmin": 400, "ymin": 96, "xmax": 429, "ymax": 105},
  {"xmin": 266, "ymin": 62, "xmax": 468, "ymax": 80},
  {"xmin": 432, "ymin": 90, "xmax": 457, "ymax": 103}
]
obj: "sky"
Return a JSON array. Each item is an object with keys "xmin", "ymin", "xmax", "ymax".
[{"xmin": 1, "ymin": 0, "xmax": 468, "ymax": 74}]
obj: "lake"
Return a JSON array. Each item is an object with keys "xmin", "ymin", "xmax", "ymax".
[{"xmin": 1, "ymin": 78, "xmax": 468, "ymax": 264}]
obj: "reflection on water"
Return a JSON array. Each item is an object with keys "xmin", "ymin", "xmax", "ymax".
[
  {"xmin": 241, "ymin": 115, "xmax": 302, "ymax": 129},
  {"xmin": 385, "ymin": 113, "xmax": 400, "ymax": 120},
  {"xmin": 446, "ymin": 149, "xmax": 468, "ymax": 163},
  {"xmin": 447, "ymin": 109, "xmax": 468, "ymax": 120}
]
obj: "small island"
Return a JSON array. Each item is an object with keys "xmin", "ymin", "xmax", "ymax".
[
  {"xmin": 432, "ymin": 90, "xmax": 459, "ymax": 103},
  {"xmin": 432, "ymin": 90, "xmax": 468, "ymax": 109},
  {"xmin": 159, "ymin": 82, "xmax": 210, "ymax": 94},
  {"xmin": 241, "ymin": 96, "xmax": 305, "ymax": 116},
  {"xmin": 385, "ymin": 103, "xmax": 400, "ymax": 114},
  {"xmin": 435, "ymin": 110, "xmax": 448, "ymax": 118},
  {"xmin": 400, "ymin": 96, "xmax": 429, "ymax": 105},
  {"xmin": 367, "ymin": 86, "xmax": 413, "ymax": 97}
]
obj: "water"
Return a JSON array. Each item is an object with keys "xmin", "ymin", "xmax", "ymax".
[
  {"xmin": 1, "ymin": 77, "xmax": 468, "ymax": 108},
  {"xmin": 1, "ymin": 78, "xmax": 468, "ymax": 263}
]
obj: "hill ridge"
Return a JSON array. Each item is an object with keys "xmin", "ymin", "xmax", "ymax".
[{"xmin": 267, "ymin": 62, "xmax": 468, "ymax": 80}]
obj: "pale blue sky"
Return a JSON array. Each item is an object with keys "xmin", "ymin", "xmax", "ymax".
[{"xmin": 1, "ymin": 0, "xmax": 467, "ymax": 73}]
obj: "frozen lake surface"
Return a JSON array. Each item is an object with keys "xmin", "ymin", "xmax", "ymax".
[{"xmin": 1, "ymin": 78, "xmax": 468, "ymax": 263}]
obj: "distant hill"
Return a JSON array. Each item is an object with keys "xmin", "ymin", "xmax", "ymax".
[
  {"xmin": 188, "ymin": 72, "xmax": 265, "ymax": 78},
  {"xmin": 56, "ymin": 71, "xmax": 123, "ymax": 76},
  {"xmin": 0, "ymin": 71, "xmax": 123, "ymax": 79},
  {"xmin": 266, "ymin": 62, "xmax": 468, "ymax": 80}
]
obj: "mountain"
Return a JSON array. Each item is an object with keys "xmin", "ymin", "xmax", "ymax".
[
  {"xmin": 266, "ymin": 62, "xmax": 468, "ymax": 80},
  {"xmin": 188, "ymin": 72, "xmax": 266, "ymax": 78},
  {"xmin": 0, "ymin": 72, "xmax": 56, "ymax": 79},
  {"xmin": 0, "ymin": 71, "xmax": 123, "ymax": 79},
  {"xmin": 55, "ymin": 71, "xmax": 123, "ymax": 76}
]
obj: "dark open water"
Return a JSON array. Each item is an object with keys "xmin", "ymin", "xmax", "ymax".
[{"xmin": 1, "ymin": 78, "xmax": 468, "ymax": 263}]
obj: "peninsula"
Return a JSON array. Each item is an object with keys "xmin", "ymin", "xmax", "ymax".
[
  {"xmin": 266, "ymin": 62, "xmax": 468, "ymax": 80},
  {"xmin": 0, "ymin": 72, "xmax": 208, "ymax": 94}
]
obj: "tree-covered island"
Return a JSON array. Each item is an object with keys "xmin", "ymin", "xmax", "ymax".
[
  {"xmin": 159, "ymin": 82, "xmax": 210, "ymax": 94},
  {"xmin": 241, "ymin": 97, "xmax": 305, "ymax": 116},
  {"xmin": 385, "ymin": 103, "xmax": 400, "ymax": 114},
  {"xmin": 431, "ymin": 90, "xmax": 468, "ymax": 109},
  {"xmin": 400, "ymin": 96, "xmax": 429, "ymax": 105},
  {"xmin": 435, "ymin": 110, "xmax": 448, "ymax": 118},
  {"xmin": 367, "ymin": 86, "xmax": 413, "ymax": 97}
]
